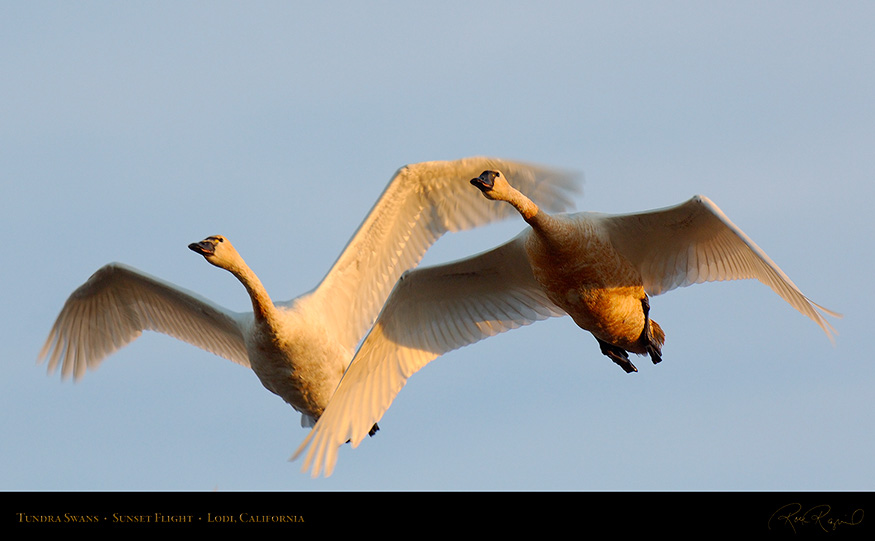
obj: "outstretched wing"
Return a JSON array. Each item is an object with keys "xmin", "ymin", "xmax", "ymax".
[
  {"xmin": 597, "ymin": 195, "xmax": 840, "ymax": 340},
  {"xmin": 309, "ymin": 157, "xmax": 579, "ymax": 352},
  {"xmin": 39, "ymin": 263, "xmax": 249, "ymax": 380},
  {"xmin": 293, "ymin": 233, "xmax": 565, "ymax": 477}
]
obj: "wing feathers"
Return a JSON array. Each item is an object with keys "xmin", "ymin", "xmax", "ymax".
[
  {"xmin": 311, "ymin": 157, "xmax": 579, "ymax": 352},
  {"xmin": 600, "ymin": 195, "xmax": 839, "ymax": 340},
  {"xmin": 39, "ymin": 263, "xmax": 249, "ymax": 379},
  {"xmin": 293, "ymin": 234, "xmax": 565, "ymax": 476}
]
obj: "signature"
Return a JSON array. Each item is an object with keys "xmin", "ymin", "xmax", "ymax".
[{"xmin": 768, "ymin": 503, "xmax": 864, "ymax": 534}]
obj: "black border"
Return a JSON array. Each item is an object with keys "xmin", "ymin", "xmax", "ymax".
[{"xmin": 5, "ymin": 491, "xmax": 873, "ymax": 535}]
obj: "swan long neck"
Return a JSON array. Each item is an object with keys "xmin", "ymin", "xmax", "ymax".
[
  {"xmin": 505, "ymin": 188, "xmax": 541, "ymax": 223},
  {"xmin": 500, "ymin": 185, "xmax": 568, "ymax": 246},
  {"xmin": 227, "ymin": 259, "xmax": 278, "ymax": 325},
  {"xmin": 503, "ymin": 186, "xmax": 566, "ymax": 236}
]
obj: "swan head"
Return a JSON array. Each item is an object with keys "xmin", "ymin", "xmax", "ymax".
[
  {"xmin": 470, "ymin": 170, "xmax": 513, "ymax": 201},
  {"xmin": 188, "ymin": 235, "xmax": 242, "ymax": 270}
]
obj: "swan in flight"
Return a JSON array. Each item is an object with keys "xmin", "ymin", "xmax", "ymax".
[
  {"xmin": 294, "ymin": 169, "xmax": 839, "ymax": 477},
  {"xmin": 38, "ymin": 158, "xmax": 579, "ymax": 432}
]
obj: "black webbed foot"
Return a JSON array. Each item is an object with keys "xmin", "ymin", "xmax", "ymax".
[
  {"xmin": 646, "ymin": 344, "xmax": 662, "ymax": 365},
  {"xmin": 597, "ymin": 338, "xmax": 638, "ymax": 373},
  {"xmin": 640, "ymin": 296, "xmax": 663, "ymax": 365},
  {"xmin": 344, "ymin": 423, "xmax": 380, "ymax": 444}
]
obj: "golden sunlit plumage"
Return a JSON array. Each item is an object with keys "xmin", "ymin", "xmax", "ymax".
[
  {"xmin": 294, "ymin": 170, "xmax": 839, "ymax": 477},
  {"xmin": 39, "ymin": 158, "xmax": 580, "ymax": 429}
]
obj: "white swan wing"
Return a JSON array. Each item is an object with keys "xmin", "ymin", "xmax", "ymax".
[
  {"xmin": 39, "ymin": 263, "xmax": 249, "ymax": 380},
  {"xmin": 597, "ymin": 195, "xmax": 840, "ymax": 340},
  {"xmin": 310, "ymin": 157, "xmax": 579, "ymax": 351},
  {"xmin": 293, "ymin": 233, "xmax": 565, "ymax": 477}
]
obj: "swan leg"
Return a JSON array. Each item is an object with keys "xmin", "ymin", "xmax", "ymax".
[
  {"xmin": 640, "ymin": 296, "xmax": 663, "ymax": 365},
  {"xmin": 596, "ymin": 338, "xmax": 638, "ymax": 373},
  {"xmin": 344, "ymin": 423, "xmax": 380, "ymax": 445}
]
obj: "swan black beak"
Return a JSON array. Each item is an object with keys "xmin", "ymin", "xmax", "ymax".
[
  {"xmin": 470, "ymin": 170, "xmax": 500, "ymax": 193},
  {"xmin": 188, "ymin": 240, "xmax": 215, "ymax": 256}
]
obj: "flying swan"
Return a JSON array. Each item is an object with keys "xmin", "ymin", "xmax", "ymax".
[
  {"xmin": 294, "ymin": 169, "xmax": 840, "ymax": 477},
  {"xmin": 38, "ymin": 158, "xmax": 579, "ymax": 434}
]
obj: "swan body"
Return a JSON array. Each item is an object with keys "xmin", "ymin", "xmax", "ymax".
[
  {"xmin": 294, "ymin": 170, "xmax": 840, "ymax": 477},
  {"xmin": 39, "ymin": 157, "xmax": 579, "ymax": 429}
]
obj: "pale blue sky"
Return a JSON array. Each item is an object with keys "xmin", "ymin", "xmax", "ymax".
[{"xmin": 2, "ymin": 1, "xmax": 872, "ymax": 490}]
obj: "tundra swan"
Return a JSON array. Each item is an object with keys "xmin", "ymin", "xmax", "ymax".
[
  {"xmin": 294, "ymin": 170, "xmax": 839, "ymax": 477},
  {"xmin": 38, "ymin": 158, "xmax": 579, "ymax": 432}
]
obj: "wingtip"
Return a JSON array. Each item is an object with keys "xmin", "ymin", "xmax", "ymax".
[
  {"xmin": 291, "ymin": 429, "xmax": 336, "ymax": 478},
  {"xmin": 820, "ymin": 317, "xmax": 840, "ymax": 347},
  {"xmin": 291, "ymin": 430, "xmax": 314, "ymax": 462},
  {"xmin": 805, "ymin": 299, "xmax": 841, "ymax": 345}
]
